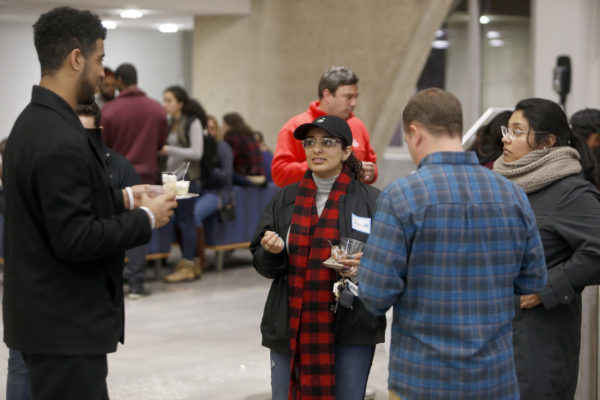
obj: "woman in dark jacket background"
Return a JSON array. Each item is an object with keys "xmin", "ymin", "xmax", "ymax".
[
  {"xmin": 250, "ymin": 116, "xmax": 385, "ymax": 400},
  {"xmin": 494, "ymin": 98, "xmax": 600, "ymax": 399}
]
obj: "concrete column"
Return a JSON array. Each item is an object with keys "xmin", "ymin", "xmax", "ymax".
[
  {"xmin": 192, "ymin": 0, "xmax": 454, "ymax": 157},
  {"xmin": 465, "ymin": 0, "xmax": 481, "ymax": 128}
]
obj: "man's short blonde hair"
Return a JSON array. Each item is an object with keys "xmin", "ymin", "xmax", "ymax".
[{"xmin": 402, "ymin": 88, "xmax": 463, "ymax": 138}]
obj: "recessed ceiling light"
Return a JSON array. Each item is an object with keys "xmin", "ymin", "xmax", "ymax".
[
  {"xmin": 489, "ymin": 39, "xmax": 505, "ymax": 47},
  {"xmin": 479, "ymin": 15, "xmax": 490, "ymax": 24},
  {"xmin": 120, "ymin": 9, "xmax": 143, "ymax": 19},
  {"xmin": 158, "ymin": 24, "xmax": 178, "ymax": 33},
  {"xmin": 102, "ymin": 20, "xmax": 117, "ymax": 30},
  {"xmin": 486, "ymin": 31, "xmax": 501, "ymax": 39}
]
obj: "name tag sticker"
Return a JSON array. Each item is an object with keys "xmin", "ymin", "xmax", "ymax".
[{"xmin": 351, "ymin": 214, "xmax": 371, "ymax": 234}]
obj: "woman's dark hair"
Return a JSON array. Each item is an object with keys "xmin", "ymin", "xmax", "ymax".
[
  {"xmin": 570, "ymin": 108, "xmax": 600, "ymax": 141},
  {"xmin": 223, "ymin": 112, "xmax": 254, "ymax": 137},
  {"xmin": 33, "ymin": 6, "xmax": 106, "ymax": 76},
  {"xmin": 570, "ymin": 108, "xmax": 600, "ymax": 189},
  {"xmin": 515, "ymin": 98, "xmax": 597, "ymax": 185},
  {"xmin": 467, "ymin": 111, "xmax": 511, "ymax": 164},
  {"xmin": 164, "ymin": 85, "xmax": 207, "ymax": 128},
  {"xmin": 338, "ymin": 137, "xmax": 363, "ymax": 180}
]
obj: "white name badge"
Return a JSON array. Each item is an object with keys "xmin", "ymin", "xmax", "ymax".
[{"xmin": 351, "ymin": 214, "xmax": 371, "ymax": 234}]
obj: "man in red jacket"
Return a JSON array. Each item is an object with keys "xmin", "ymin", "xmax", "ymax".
[{"xmin": 272, "ymin": 66, "xmax": 378, "ymax": 187}]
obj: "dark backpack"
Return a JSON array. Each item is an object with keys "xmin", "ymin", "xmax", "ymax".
[{"xmin": 200, "ymin": 133, "xmax": 219, "ymax": 183}]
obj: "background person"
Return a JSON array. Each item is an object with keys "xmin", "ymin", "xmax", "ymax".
[
  {"xmin": 76, "ymin": 102, "xmax": 150, "ymax": 298},
  {"xmin": 570, "ymin": 108, "xmax": 600, "ymax": 152},
  {"xmin": 272, "ymin": 66, "xmax": 378, "ymax": 186},
  {"xmin": 254, "ymin": 130, "xmax": 273, "ymax": 183},
  {"xmin": 222, "ymin": 112, "xmax": 266, "ymax": 186},
  {"xmin": 2, "ymin": 7, "xmax": 176, "ymax": 399},
  {"xmin": 95, "ymin": 66, "xmax": 116, "ymax": 108},
  {"xmin": 102, "ymin": 62, "xmax": 169, "ymax": 185},
  {"xmin": 2, "ymin": 139, "xmax": 31, "ymax": 400},
  {"xmin": 359, "ymin": 88, "xmax": 547, "ymax": 400},
  {"xmin": 193, "ymin": 115, "xmax": 234, "ymax": 273},
  {"xmin": 250, "ymin": 115, "xmax": 385, "ymax": 400},
  {"xmin": 570, "ymin": 108, "xmax": 600, "ymax": 189},
  {"xmin": 160, "ymin": 85, "xmax": 206, "ymax": 282},
  {"xmin": 493, "ymin": 98, "xmax": 600, "ymax": 399},
  {"xmin": 466, "ymin": 110, "xmax": 511, "ymax": 168}
]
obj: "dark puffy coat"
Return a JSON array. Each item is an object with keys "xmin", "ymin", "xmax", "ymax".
[
  {"xmin": 513, "ymin": 174, "xmax": 600, "ymax": 399},
  {"xmin": 250, "ymin": 178, "xmax": 386, "ymax": 355}
]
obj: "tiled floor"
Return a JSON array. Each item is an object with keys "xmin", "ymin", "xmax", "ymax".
[{"xmin": 0, "ymin": 250, "xmax": 390, "ymax": 399}]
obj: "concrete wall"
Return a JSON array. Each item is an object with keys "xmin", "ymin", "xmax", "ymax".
[
  {"xmin": 0, "ymin": 22, "xmax": 190, "ymax": 140},
  {"xmin": 532, "ymin": 0, "xmax": 600, "ymax": 115},
  {"xmin": 192, "ymin": 0, "xmax": 454, "ymax": 154}
]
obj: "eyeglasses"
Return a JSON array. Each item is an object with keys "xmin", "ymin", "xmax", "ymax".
[
  {"xmin": 501, "ymin": 126, "xmax": 529, "ymax": 140},
  {"xmin": 302, "ymin": 137, "xmax": 343, "ymax": 149}
]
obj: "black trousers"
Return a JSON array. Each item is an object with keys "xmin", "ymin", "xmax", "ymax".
[
  {"xmin": 124, "ymin": 243, "xmax": 148, "ymax": 290},
  {"xmin": 21, "ymin": 352, "xmax": 109, "ymax": 400}
]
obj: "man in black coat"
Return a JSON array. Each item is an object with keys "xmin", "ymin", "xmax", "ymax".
[{"xmin": 2, "ymin": 7, "xmax": 177, "ymax": 400}]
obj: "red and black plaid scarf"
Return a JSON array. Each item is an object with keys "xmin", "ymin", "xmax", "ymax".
[{"xmin": 287, "ymin": 166, "xmax": 352, "ymax": 400}]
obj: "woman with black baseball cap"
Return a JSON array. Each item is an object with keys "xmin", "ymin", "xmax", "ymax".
[{"xmin": 250, "ymin": 115, "xmax": 385, "ymax": 400}]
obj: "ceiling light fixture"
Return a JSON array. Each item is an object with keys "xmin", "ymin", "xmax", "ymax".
[
  {"xmin": 158, "ymin": 24, "xmax": 178, "ymax": 33},
  {"xmin": 479, "ymin": 15, "xmax": 490, "ymax": 24},
  {"xmin": 486, "ymin": 31, "xmax": 501, "ymax": 39},
  {"xmin": 120, "ymin": 9, "xmax": 143, "ymax": 19},
  {"xmin": 489, "ymin": 39, "xmax": 505, "ymax": 47},
  {"xmin": 102, "ymin": 20, "xmax": 117, "ymax": 30}
]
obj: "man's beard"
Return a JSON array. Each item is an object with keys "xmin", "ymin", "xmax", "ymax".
[
  {"xmin": 101, "ymin": 90, "xmax": 115, "ymax": 101},
  {"xmin": 77, "ymin": 67, "xmax": 97, "ymax": 105}
]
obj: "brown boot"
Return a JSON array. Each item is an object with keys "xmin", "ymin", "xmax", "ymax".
[
  {"xmin": 196, "ymin": 226, "xmax": 207, "ymax": 274},
  {"xmin": 164, "ymin": 259, "xmax": 196, "ymax": 283}
]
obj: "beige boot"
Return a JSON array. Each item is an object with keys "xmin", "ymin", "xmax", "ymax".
[
  {"xmin": 193, "ymin": 258, "xmax": 203, "ymax": 278},
  {"xmin": 164, "ymin": 259, "xmax": 196, "ymax": 283}
]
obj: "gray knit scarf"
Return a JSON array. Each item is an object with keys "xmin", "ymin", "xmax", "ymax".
[{"xmin": 493, "ymin": 147, "xmax": 582, "ymax": 193}]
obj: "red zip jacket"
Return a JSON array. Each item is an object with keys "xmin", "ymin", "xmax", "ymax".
[{"xmin": 272, "ymin": 101, "xmax": 378, "ymax": 187}]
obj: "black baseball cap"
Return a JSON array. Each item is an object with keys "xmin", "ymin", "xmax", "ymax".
[{"xmin": 293, "ymin": 115, "xmax": 353, "ymax": 145}]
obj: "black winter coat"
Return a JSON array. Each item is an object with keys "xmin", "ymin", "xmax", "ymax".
[
  {"xmin": 250, "ymin": 178, "xmax": 386, "ymax": 355},
  {"xmin": 3, "ymin": 86, "xmax": 151, "ymax": 355},
  {"xmin": 513, "ymin": 173, "xmax": 600, "ymax": 399}
]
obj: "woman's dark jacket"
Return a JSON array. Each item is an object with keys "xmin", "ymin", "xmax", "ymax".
[
  {"xmin": 514, "ymin": 173, "xmax": 600, "ymax": 399},
  {"xmin": 250, "ymin": 178, "xmax": 386, "ymax": 355}
]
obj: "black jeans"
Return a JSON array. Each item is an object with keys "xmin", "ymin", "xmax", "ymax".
[
  {"xmin": 124, "ymin": 243, "xmax": 148, "ymax": 291},
  {"xmin": 21, "ymin": 353, "xmax": 109, "ymax": 400}
]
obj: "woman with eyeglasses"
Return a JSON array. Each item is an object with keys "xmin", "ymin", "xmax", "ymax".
[
  {"xmin": 250, "ymin": 116, "xmax": 385, "ymax": 400},
  {"xmin": 493, "ymin": 98, "xmax": 600, "ymax": 399}
]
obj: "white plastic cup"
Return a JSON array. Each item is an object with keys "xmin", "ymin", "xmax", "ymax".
[
  {"xmin": 175, "ymin": 180, "xmax": 190, "ymax": 196},
  {"xmin": 162, "ymin": 173, "xmax": 177, "ymax": 194},
  {"xmin": 339, "ymin": 237, "xmax": 365, "ymax": 256}
]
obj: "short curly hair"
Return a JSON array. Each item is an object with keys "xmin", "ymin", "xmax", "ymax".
[{"xmin": 33, "ymin": 6, "xmax": 106, "ymax": 76}]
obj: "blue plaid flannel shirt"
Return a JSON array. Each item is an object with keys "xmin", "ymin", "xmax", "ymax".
[{"xmin": 359, "ymin": 152, "xmax": 547, "ymax": 400}]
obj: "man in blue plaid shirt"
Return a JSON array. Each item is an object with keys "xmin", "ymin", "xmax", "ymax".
[{"xmin": 358, "ymin": 88, "xmax": 547, "ymax": 400}]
